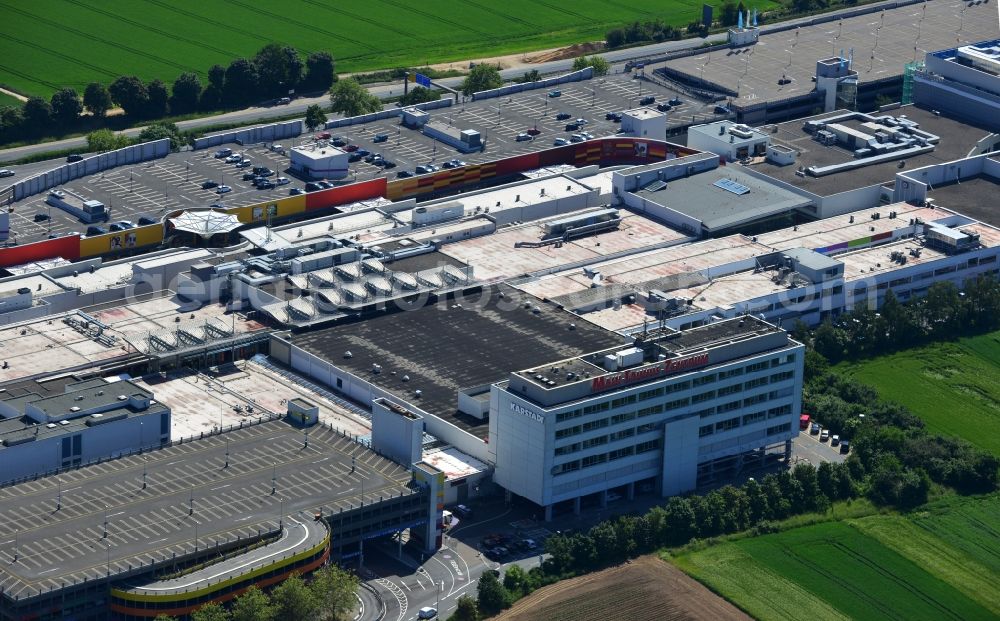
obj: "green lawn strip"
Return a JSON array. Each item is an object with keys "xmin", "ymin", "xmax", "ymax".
[
  {"xmin": 846, "ymin": 512, "xmax": 1000, "ymax": 616},
  {"xmin": 668, "ymin": 544, "xmax": 850, "ymax": 621}
]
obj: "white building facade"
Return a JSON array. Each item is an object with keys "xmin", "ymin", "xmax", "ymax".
[{"xmin": 489, "ymin": 317, "xmax": 803, "ymax": 519}]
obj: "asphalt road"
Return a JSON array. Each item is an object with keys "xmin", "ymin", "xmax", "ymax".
[{"xmin": 0, "ymin": 0, "xmax": 906, "ymax": 165}]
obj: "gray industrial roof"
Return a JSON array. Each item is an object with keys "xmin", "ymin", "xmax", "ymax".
[
  {"xmin": 291, "ymin": 285, "xmax": 626, "ymax": 437},
  {"xmin": 634, "ymin": 166, "xmax": 811, "ymax": 233}
]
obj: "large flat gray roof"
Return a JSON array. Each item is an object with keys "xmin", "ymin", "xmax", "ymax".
[
  {"xmin": 745, "ymin": 106, "xmax": 996, "ymax": 196},
  {"xmin": 291, "ymin": 285, "xmax": 626, "ymax": 437},
  {"xmin": 634, "ymin": 166, "xmax": 811, "ymax": 232},
  {"xmin": 926, "ymin": 174, "xmax": 1000, "ymax": 227},
  {"xmin": 0, "ymin": 419, "xmax": 413, "ymax": 599},
  {"xmin": 662, "ymin": 0, "xmax": 999, "ymax": 106}
]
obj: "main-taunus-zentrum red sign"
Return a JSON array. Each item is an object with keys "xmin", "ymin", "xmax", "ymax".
[{"xmin": 590, "ymin": 353, "xmax": 710, "ymax": 392}]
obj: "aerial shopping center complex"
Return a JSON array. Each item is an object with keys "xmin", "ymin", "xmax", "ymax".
[{"xmin": 0, "ymin": 7, "xmax": 998, "ymax": 615}]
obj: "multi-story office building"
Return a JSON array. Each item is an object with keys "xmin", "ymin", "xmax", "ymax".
[{"xmin": 490, "ymin": 315, "xmax": 803, "ymax": 519}]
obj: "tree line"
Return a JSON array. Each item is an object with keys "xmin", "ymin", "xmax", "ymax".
[
  {"xmin": 455, "ymin": 277, "xmax": 1000, "ymax": 620},
  {"xmin": 151, "ymin": 565, "xmax": 357, "ymax": 621},
  {"xmin": 0, "ymin": 43, "xmax": 336, "ymax": 144}
]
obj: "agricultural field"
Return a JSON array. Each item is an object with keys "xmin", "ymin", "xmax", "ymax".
[
  {"xmin": 494, "ymin": 555, "xmax": 750, "ymax": 621},
  {"xmin": 671, "ymin": 494, "xmax": 1000, "ymax": 621},
  {"xmin": 837, "ymin": 330, "xmax": 1000, "ymax": 456},
  {"xmin": 0, "ymin": 0, "xmax": 781, "ymax": 99}
]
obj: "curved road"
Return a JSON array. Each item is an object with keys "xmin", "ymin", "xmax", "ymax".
[{"xmin": 0, "ymin": 0, "xmax": 908, "ymax": 164}]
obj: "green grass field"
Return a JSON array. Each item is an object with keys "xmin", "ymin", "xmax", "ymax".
[
  {"xmin": 0, "ymin": 0, "xmax": 783, "ymax": 98},
  {"xmin": 837, "ymin": 331, "xmax": 1000, "ymax": 456},
  {"xmin": 0, "ymin": 92, "xmax": 24, "ymax": 109},
  {"xmin": 672, "ymin": 494, "xmax": 1000, "ymax": 621}
]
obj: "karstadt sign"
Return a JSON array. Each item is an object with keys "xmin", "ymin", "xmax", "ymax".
[
  {"xmin": 510, "ymin": 402, "xmax": 544, "ymax": 423},
  {"xmin": 590, "ymin": 353, "xmax": 710, "ymax": 392}
]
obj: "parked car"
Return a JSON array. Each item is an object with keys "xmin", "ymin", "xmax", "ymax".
[
  {"xmin": 668, "ymin": 97, "xmax": 683, "ymax": 106},
  {"xmin": 317, "ymin": 180, "xmax": 334, "ymax": 189},
  {"xmin": 209, "ymin": 204, "xmax": 225, "ymax": 209},
  {"xmin": 556, "ymin": 112, "xmax": 572, "ymax": 120},
  {"xmin": 0, "ymin": 169, "xmax": 14, "ymax": 177},
  {"xmin": 639, "ymin": 95, "xmax": 656, "ymax": 105},
  {"xmin": 656, "ymin": 103, "xmax": 672, "ymax": 112},
  {"xmin": 33, "ymin": 213, "xmax": 49, "ymax": 222},
  {"xmin": 417, "ymin": 607, "xmax": 438, "ymax": 619},
  {"xmin": 344, "ymin": 144, "xmax": 359, "ymax": 152},
  {"xmin": 316, "ymin": 132, "xmax": 331, "ymax": 140},
  {"xmin": 442, "ymin": 159, "xmax": 465, "ymax": 169},
  {"xmin": 137, "ymin": 216, "xmax": 156, "ymax": 226},
  {"xmin": 575, "ymin": 118, "xmax": 587, "ymax": 125},
  {"xmin": 364, "ymin": 153, "xmax": 380, "ymax": 164},
  {"xmin": 831, "ymin": 434, "xmax": 841, "ymax": 446},
  {"xmin": 453, "ymin": 504, "xmax": 473, "ymax": 519},
  {"xmin": 810, "ymin": 423, "xmax": 821, "ymax": 435},
  {"xmin": 356, "ymin": 149, "xmax": 370, "ymax": 157},
  {"xmin": 548, "ymin": 90, "xmax": 561, "ymax": 97},
  {"xmin": 396, "ymin": 170, "xmax": 413, "ymax": 178},
  {"xmin": 242, "ymin": 172, "xmax": 257, "ymax": 181},
  {"xmin": 569, "ymin": 134, "xmax": 585, "ymax": 143},
  {"xmin": 305, "ymin": 182, "xmax": 323, "ymax": 192},
  {"xmin": 275, "ymin": 176, "xmax": 290, "ymax": 186},
  {"xmin": 86, "ymin": 225, "xmax": 107, "ymax": 236},
  {"xmin": 605, "ymin": 111, "xmax": 618, "ymax": 120},
  {"xmin": 201, "ymin": 180, "xmax": 219, "ymax": 189},
  {"xmin": 216, "ymin": 185, "xmax": 232, "ymax": 194},
  {"xmin": 109, "ymin": 222, "xmax": 126, "ymax": 232},
  {"xmin": 288, "ymin": 187, "xmax": 305, "ymax": 195},
  {"xmin": 348, "ymin": 153, "xmax": 363, "ymax": 162},
  {"xmin": 381, "ymin": 159, "xmax": 397, "ymax": 169},
  {"xmin": 270, "ymin": 144, "xmax": 284, "ymax": 153},
  {"xmin": 213, "ymin": 148, "xmax": 232, "ymax": 158},
  {"xmin": 515, "ymin": 133, "xmax": 533, "ymax": 142},
  {"xmin": 332, "ymin": 138, "xmax": 347, "ymax": 147},
  {"xmin": 553, "ymin": 137, "xmax": 569, "ymax": 146},
  {"xmin": 66, "ymin": 154, "xmax": 83, "ymax": 162},
  {"xmin": 277, "ymin": 97, "xmax": 291, "ymax": 105},
  {"xmin": 225, "ymin": 154, "xmax": 242, "ymax": 163},
  {"xmin": 256, "ymin": 180, "xmax": 275, "ymax": 190},
  {"xmin": 373, "ymin": 133, "xmax": 389, "ymax": 143},
  {"xmin": 714, "ymin": 105, "xmax": 731, "ymax": 114},
  {"xmin": 820, "ymin": 429, "xmax": 830, "ymax": 442},
  {"xmin": 565, "ymin": 122, "xmax": 581, "ymax": 131},
  {"xmin": 840, "ymin": 440, "xmax": 851, "ymax": 454},
  {"xmin": 235, "ymin": 160, "xmax": 252, "ymax": 168},
  {"xmin": 580, "ymin": 131, "xmax": 594, "ymax": 139},
  {"xmin": 415, "ymin": 165, "xmax": 431, "ymax": 174},
  {"xmin": 526, "ymin": 127, "xmax": 541, "ymax": 136}
]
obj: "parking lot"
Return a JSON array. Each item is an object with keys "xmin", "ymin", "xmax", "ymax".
[{"xmin": 3, "ymin": 71, "xmax": 708, "ymax": 244}]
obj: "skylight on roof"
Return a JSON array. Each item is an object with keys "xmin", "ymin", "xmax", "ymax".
[{"xmin": 714, "ymin": 178, "xmax": 751, "ymax": 195}]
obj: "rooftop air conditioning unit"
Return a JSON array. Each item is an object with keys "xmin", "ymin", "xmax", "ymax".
[{"xmin": 117, "ymin": 395, "xmax": 127, "ymax": 401}]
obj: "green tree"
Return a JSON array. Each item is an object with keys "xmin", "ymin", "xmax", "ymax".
[
  {"xmin": 448, "ymin": 594, "xmax": 480, "ymax": 621},
  {"xmin": 461, "ymin": 64, "xmax": 503, "ymax": 96},
  {"xmin": 83, "ymin": 82, "xmax": 113, "ymax": 118},
  {"xmin": 272, "ymin": 573, "xmax": 317, "ymax": 621},
  {"xmin": 191, "ymin": 602, "xmax": 229, "ymax": 621},
  {"xmin": 517, "ymin": 69, "xmax": 541, "ymax": 83},
  {"xmin": 605, "ymin": 28, "xmax": 626, "ymax": 48},
  {"xmin": 812, "ymin": 320, "xmax": 844, "ymax": 361},
  {"xmin": 146, "ymin": 79, "xmax": 169, "ymax": 118},
  {"xmin": 153, "ymin": 616, "xmax": 179, "ymax": 621},
  {"xmin": 208, "ymin": 64, "xmax": 226, "ymax": 90},
  {"xmin": 137, "ymin": 122, "xmax": 184, "ymax": 150},
  {"xmin": 170, "ymin": 72, "xmax": 203, "ymax": 114},
  {"xmin": 230, "ymin": 585, "xmax": 274, "ymax": 621},
  {"xmin": 223, "ymin": 58, "xmax": 259, "ymax": 106},
  {"xmin": 304, "ymin": 104, "xmax": 328, "ymax": 132},
  {"xmin": 22, "ymin": 96, "xmax": 52, "ymax": 130},
  {"xmin": 399, "ymin": 86, "xmax": 438, "ymax": 106},
  {"xmin": 50, "ymin": 88, "xmax": 82, "ymax": 125},
  {"xmin": 721, "ymin": 0, "xmax": 739, "ymax": 25},
  {"xmin": 0, "ymin": 105, "xmax": 24, "ymax": 142},
  {"xmin": 571, "ymin": 56, "xmax": 610, "ymax": 76},
  {"xmin": 329, "ymin": 78, "xmax": 382, "ymax": 117},
  {"xmin": 303, "ymin": 51, "xmax": 337, "ymax": 92},
  {"xmin": 109, "ymin": 76, "xmax": 149, "ymax": 117},
  {"xmin": 502, "ymin": 564, "xmax": 526, "ymax": 595},
  {"xmin": 476, "ymin": 569, "xmax": 508, "ymax": 615},
  {"xmin": 254, "ymin": 43, "xmax": 303, "ymax": 97},
  {"xmin": 542, "ymin": 534, "xmax": 573, "ymax": 574},
  {"xmin": 922, "ymin": 281, "xmax": 963, "ymax": 337},
  {"xmin": 310, "ymin": 564, "xmax": 358, "ymax": 621},
  {"xmin": 87, "ymin": 129, "xmax": 133, "ymax": 152}
]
